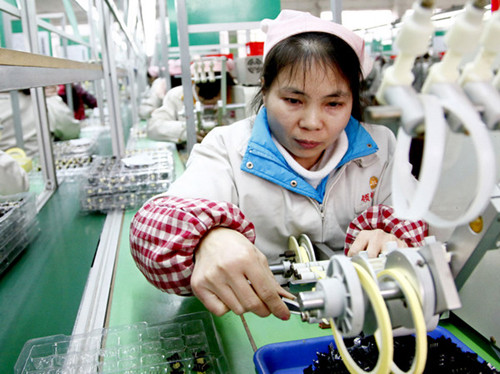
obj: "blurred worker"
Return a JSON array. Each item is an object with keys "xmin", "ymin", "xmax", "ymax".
[
  {"xmin": 146, "ymin": 58, "xmax": 235, "ymax": 144},
  {"xmin": 0, "ymin": 150, "xmax": 29, "ymax": 195},
  {"xmin": 0, "ymin": 88, "xmax": 80, "ymax": 157},
  {"xmin": 45, "ymin": 86, "xmax": 81, "ymax": 141},
  {"xmin": 58, "ymin": 83, "xmax": 97, "ymax": 120},
  {"xmin": 0, "ymin": 90, "xmax": 38, "ymax": 157},
  {"xmin": 138, "ymin": 66, "xmax": 168, "ymax": 120},
  {"xmin": 130, "ymin": 10, "xmax": 428, "ymax": 320}
]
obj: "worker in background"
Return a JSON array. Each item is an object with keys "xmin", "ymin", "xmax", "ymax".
[
  {"xmin": 45, "ymin": 86, "xmax": 81, "ymax": 141},
  {"xmin": 0, "ymin": 150, "xmax": 29, "ymax": 195},
  {"xmin": 0, "ymin": 87, "xmax": 81, "ymax": 157},
  {"xmin": 58, "ymin": 83, "xmax": 97, "ymax": 120},
  {"xmin": 138, "ymin": 66, "xmax": 168, "ymax": 120},
  {"xmin": 146, "ymin": 58, "xmax": 235, "ymax": 144},
  {"xmin": 130, "ymin": 10, "xmax": 428, "ymax": 321}
]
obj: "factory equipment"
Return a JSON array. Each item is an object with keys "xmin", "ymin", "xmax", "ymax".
[
  {"xmin": 374, "ymin": 0, "xmax": 497, "ymax": 229},
  {"xmin": 270, "ymin": 226, "xmax": 500, "ymax": 373}
]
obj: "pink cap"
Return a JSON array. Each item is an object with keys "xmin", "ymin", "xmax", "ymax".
[
  {"xmin": 261, "ymin": 10, "xmax": 373, "ymax": 77},
  {"xmin": 148, "ymin": 65, "xmax": 160, "ymax": 78}
]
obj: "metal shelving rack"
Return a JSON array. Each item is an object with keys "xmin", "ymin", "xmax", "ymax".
[{"xmin": 0, "ymin": 0, "xmax": 146, "ymax": 210}]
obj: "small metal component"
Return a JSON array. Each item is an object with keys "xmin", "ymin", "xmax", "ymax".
[
  {"xmin": 269, "ymin": 261, "xmax": 292, "ymax": 278},
  {"xmin": 378, "ymin": 281, "xmax": 403, "ymax": 300},
  {"xmin": 297, "ymin": 290, "xmax": 326, "ymax": 311},
  {"xmin": 416, "ymin": 260, "xmax": 426, "ymax": 267},
  {"xmin": 282, "ymin": 298, "xmax": 302, "ymax": 314}
]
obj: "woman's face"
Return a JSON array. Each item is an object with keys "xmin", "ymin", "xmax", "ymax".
[{"xmin": 263, "ymin": 62, "xmax": 353, "ymax": 170}]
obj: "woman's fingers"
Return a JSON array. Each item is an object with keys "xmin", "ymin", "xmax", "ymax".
[
  {"xmin": 348, "ymin": 229, "xmax": 408, "ymax": 258},
  {"xmin": 192, "ymin": 227, "xmax": 292, "ymax": 320},
  {"xmin": 194, "ymin": 290, "xmax": 230, "ymax": 316},
  {"xmin": 244, "ymin": 266, "xmax": 291, "ymax": 320}
]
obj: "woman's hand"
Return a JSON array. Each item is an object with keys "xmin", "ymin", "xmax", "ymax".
[
  {"xmin": 191, "ymin": 227, "xmax": 294, "ymax": 320},
  {"xmin": 346, "ymin": 229, "xmax": 408, "ymax": 258}
]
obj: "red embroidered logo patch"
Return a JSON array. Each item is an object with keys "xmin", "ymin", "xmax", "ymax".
[{"xmin": 361, "ymin": 191, "xmax": 374, "ymax": 203}]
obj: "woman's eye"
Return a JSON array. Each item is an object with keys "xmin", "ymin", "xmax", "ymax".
[
  {"xmin": 285, "ymin": 97, "xmax": 301, "ymax": 105},
  {"xmin": 328, "ymin": 101, "xmax": 341, "ymax": 108}
]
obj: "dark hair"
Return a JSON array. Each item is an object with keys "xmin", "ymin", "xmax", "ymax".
[
  {"xmin": 252, "ymin": 32, "xmax": 364, "ymax": 121},
  {"xmin": 196, "ymin": 72, "xmax": 235, "ymax": 101}
]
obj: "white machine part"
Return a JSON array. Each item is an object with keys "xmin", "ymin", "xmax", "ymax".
[
  {"xmin": 375, "ymin": 0, "xmax": 497, "ymax": 228},
  {"xmin": 234, "ymin": 56, "xmax": 263, "ymax": 86},
  {"xmin": 295, "ymin": 238, "xmax": 460, "ymax": 337},
  {"xmin": 459, "ymin": 9, "xmax": 500, "ymax": 130}
]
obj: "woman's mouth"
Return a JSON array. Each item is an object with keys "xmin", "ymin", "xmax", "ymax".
[{"xmin": 295, "ymin": 139, "xmax": 321, "ymax": 150}]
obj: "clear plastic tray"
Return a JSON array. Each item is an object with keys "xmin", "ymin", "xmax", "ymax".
[
  {"xmin": 80, "ymin": 150, "xmax": 175, "ymax": 212},
  {"xmin": 53, "ymin": 138, "xmax": 98, "ymax": 157},
  {"xmin": 53, "ymin": 139, "xmax": 98, "ymax": 179},
  {"xmin": 15, "ymin": 311, "xmax": 229, "ymax": 374},
  {"xmin": 0, "ymin": 192, "xmax": 39, "ymax": 274}
]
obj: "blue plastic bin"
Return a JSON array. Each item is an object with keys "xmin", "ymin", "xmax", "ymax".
[{"xmin": 253, "ymin": 326, "xmax": 488, "ymax": 374}]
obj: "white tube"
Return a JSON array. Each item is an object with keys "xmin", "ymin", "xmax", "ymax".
[
  {"xmin": 459, "ymin": 10, "xmax": 500, "ymax": 85},
  {"xmin": 376, "ymin": 2, "xmax": 434, "ymax": 104},
  {"xmin": 424, "ymin": 99, "xmax": 496, "ymax": 227},
  {"xmin": 392, "ymin": 92, "xmax": 496, "ymax": 227},
  {"xmin": 422, "ymin": 2, "xmax": 485, "ymax": 93},
  {"xmin": 391, "ymin": 94, "xmax": 447, "ymax": 221}
]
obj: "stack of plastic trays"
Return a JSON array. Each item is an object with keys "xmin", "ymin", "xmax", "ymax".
[
  {"xmin": 15, "ymin": 311, "xmax": 229, "ymax": 374},
  {"xmin": 0, "ymin": 192, "xmax": 39, "ymax": 275},
  {"xmin": 80, "ymin": 150, "xmax": 175, "ymax": 212},
  {"xmin": 53, "ymin": 138, "xmax": 98, "ymax": 180}
]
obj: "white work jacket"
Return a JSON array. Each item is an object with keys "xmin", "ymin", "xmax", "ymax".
[
  {"xmin": 0, "ymin": 151, "xmax": 29, "ymax": 195},
  {"xmin": 147, "ymin": 85, "xmax": 187, "ymax": 143}
]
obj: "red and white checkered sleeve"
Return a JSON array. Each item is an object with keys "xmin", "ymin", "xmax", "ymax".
[
  {"xmin": 344, "ymin": 204, "xmax": 428, "ymax": 255},
  {"xmin": 129, "ymin": 196, "xmax": 256, "ymax": 295}
]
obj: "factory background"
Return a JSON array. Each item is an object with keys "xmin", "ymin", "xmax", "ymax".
[{"xmin": 1, "ymin": 0, "xmax": 499, "ymax": 373}]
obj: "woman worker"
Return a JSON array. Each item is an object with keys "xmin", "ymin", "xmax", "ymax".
[
  {"xmin": 130, "ymin": 10, "xmax": 428, "ymax": 322},
  {"xmin": 146, "ymin": 58, "xmax": 235, "ymax": 144}
]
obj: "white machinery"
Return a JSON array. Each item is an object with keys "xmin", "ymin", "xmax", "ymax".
[{"xmin": 271, "ymin": 1, "xmax": 500, "ymax": 372}]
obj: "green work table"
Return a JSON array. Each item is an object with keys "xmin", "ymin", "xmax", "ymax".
[{"xmin": 0, "ymin": 180, "xmax": 107, "ymax": 372}]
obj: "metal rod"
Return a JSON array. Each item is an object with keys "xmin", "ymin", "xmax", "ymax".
[
  {"xmin": 158, "ymin": 0, "xmax": 171, "ymax": 91},
  {"xmin": 97, "ymin": 0, "xmax": 126, "ymax": 157},
  {"xmin": 175, "ymin": 0, "xmax": 196, "ymax": 153},
  {"xmin": 330, "ymin": 0, "xmax": 342, "ymax": 23}
]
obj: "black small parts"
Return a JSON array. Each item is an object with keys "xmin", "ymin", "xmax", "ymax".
[
  {"xmin": 304, "ymin": 335, "xmax": 500, "ymax": 373},
  {"xmin": 192, "ymin": 350, "xmax": 211, "ymax": 373},
  {"xmin": 167, "ymin": 352, "xmax": 185, "ymax": 374}
]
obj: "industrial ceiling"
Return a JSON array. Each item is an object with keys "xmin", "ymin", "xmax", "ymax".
[{"xmin": 34, "ymin": 0, "xmax": 471, "ymax": 26}]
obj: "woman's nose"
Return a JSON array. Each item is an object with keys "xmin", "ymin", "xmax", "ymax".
[{"xmin": 299, "ymin": 106, "xmax": 322, "ymax": 130}]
